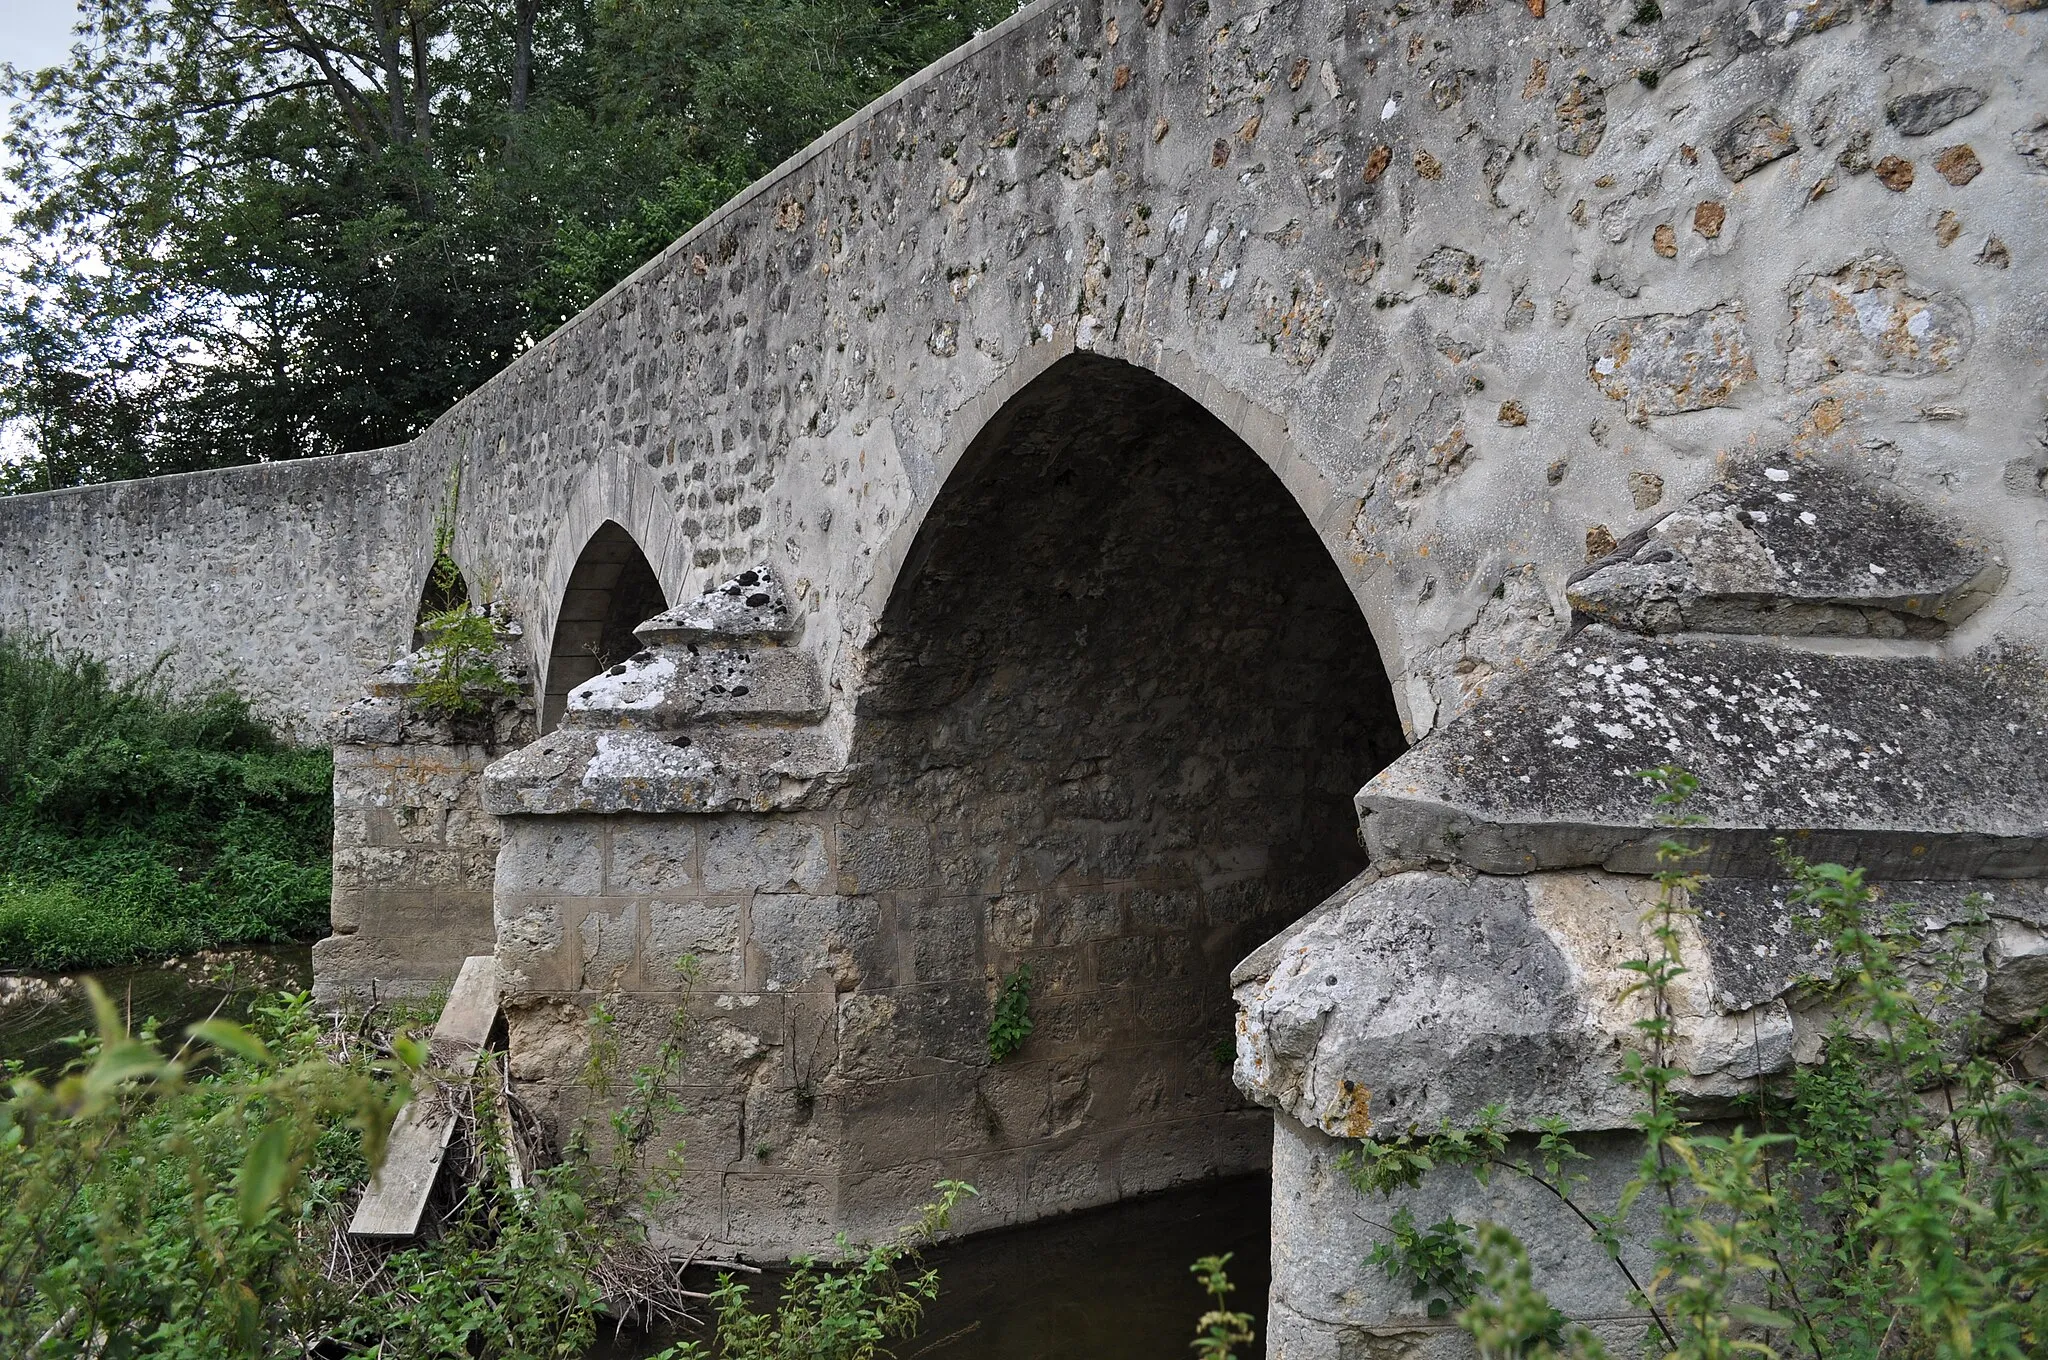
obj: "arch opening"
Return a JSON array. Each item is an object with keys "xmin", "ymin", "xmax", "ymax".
[
  {"xmin": 544, "ymin": 520, "xmax": 669, "ymax": 731},
  {"xmin": 839, "ymin": 352, "xmax": 1405, "ymax": 1227},
  {"xmin": 411, "ymin": 550, "xmax": 473, "ymax": 651}
]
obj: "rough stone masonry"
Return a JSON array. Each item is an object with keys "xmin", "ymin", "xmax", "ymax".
[{"xmin": 2, "ymin": 0, "xmax": 2046, "ymax": 1353}]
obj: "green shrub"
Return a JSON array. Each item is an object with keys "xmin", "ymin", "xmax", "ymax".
[{"xmin": 0, "ymin": 633, "xmax": 331, "ymax": 970}]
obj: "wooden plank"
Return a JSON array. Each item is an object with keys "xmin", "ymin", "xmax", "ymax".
[{"xmin": 349, "ymin": 955, "xmax": 500, "ymax": 1238}]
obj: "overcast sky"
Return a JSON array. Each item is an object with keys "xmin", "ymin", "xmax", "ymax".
[{"xmin": 1, "ymin": 0, "xmax": 81, "ymax": 76}]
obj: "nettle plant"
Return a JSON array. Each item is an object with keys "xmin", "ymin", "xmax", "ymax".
[{"xmin": 1344, "ymin": 767, "xmax": 2048, "ymax": 1360}]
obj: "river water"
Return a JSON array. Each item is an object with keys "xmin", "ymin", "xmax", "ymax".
[
  {"xmin": 0, "ymin": 944, "xmax": 314, "ymax": 1074},
  {"xmin": 595, "ymin": 1174, "xmax": 1273, "ymax": 1360}
]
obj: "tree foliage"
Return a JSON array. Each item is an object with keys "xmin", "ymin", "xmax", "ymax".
[{"xmin": 0, "ymin": 0, "xmax": 1018, "ymax": 492}]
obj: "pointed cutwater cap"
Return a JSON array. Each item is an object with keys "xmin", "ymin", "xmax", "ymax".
[{"xmin": 635, "ymin": 564, "xmax": 797, "ymax": 645}]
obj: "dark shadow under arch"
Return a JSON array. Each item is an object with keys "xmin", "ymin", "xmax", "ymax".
[
  {"xmin": 835, "ymin": 352, "xmax": 1406, "ymax": 1229},
  {"xmin": 544, "ymin": 520, "xmax": 669, "ymax": 731}
]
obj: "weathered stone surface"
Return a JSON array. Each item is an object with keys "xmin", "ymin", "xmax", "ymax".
[
  {"xmin": 1358, "ymin": 630, "xmax": 2048, "ymax": 880},
  {"xmin": 1267, "ymin": 1117, "xmax": 1660, "ymax": 1353},
  {"xmin": 635, "ymin": 564, "xmax": 796, "ymax": 645},
  {"xmin": 1587, "ymin": 305, "xmax": 1758, "ymax": 421},
  {"xmin": 1887, "ymin": 86, "xmax": 1987, "ymax": 138},
  {"xmin": 1233, "ymin": 868, "xmax": 1804, "ymax": 1136},
  {"xmin": 1714, "ymin": 106, "xmax": 1800, "ymax": 181},
  {"xmin": 1568, "ymin": 456, "xmax": 2000, "ymax": 637},
  {"xmin": 481, "ymin": 725, "xmax": 839, "ymax": 815},
  {"xmin": 1693, "ymin": 875, "xmax": 2048, "ymax": 1010},
  {"xmin": 563, "ymin": 645, "xmax": 827, "ymax": 729},
  {"xmin": 1785, "ymin": 256, "xmax": 1971, "ymax": 386}
]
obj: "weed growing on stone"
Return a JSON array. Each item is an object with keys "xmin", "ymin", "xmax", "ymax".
[
  {"xmin": 0, "ymin": 634, "xmax": 332, "ymax": 970},
  {"xmin": 986, "ymin": 961, "xmax": 1034, "ymax": 1063},
  {"xmin": 1340, "ymin": 767, "xmax": 2048, "ymax": 1359},
  {"xmin": 411, "ymin": 604, "xmax": 522, "ymax": 720}
]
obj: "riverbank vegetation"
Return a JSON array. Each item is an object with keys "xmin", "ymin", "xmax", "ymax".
[
  {"xmin": 0, "ymin": 634, "xmax": 331, "ymax": 971},
  {"xmin": 1, "ymin": 982, "xmax": 975, "ymax": 1358}
]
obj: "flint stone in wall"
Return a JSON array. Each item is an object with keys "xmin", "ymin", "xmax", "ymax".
[
  {"xmin": 1569, "ymin": 457, "xmax": 1999, "ymax": 637},
  {"xmin": 1358, "ymin": 629, "xmax": 2048, "ymax": 879},
  {"xmin": 1785, "ymin": 256, "xmax": 1972, "ymax": 387},
  {"xmin": 1740, "ymin": 0, "xmax": 1855, "ymax": 47},
  {"xmin": 1554, "ymin": 73, "xmax": 1606, "ymax": 157},
  {"xmin": 1586, "ymin": 305, "xmax": 1757, "ymax": 422},
  {"xmin": 1886, "ymin": 85, "xmax": 1988, "ymax": 138},
  {"xmin": 2015, "ymin": 120, "xmax": 2048, "ymax": 173},
  {"xmin": 1714, "ymin": 106, "xmax": 1800, "ymax": 181}
]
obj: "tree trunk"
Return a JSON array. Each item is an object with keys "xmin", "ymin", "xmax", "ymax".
[
  {"xmin": 511, "ymin": 0, "xmax": 538, "ymax": 114},
  {"xmin": 407, "ymin": 1, "xmax": 434, "ymax": 156},
  {"xmin": 369, "ymin": 0, "xmax": 411, "ymax": 144}
]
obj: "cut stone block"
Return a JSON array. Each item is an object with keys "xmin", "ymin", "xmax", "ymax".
[
  {"xmin": 564, "ymin": 644, "xmax": 826, "ymax": 729},
  {"xmin": 481, "ymin": 725, "xmax": 840, "ymax": 816},
  {"xmin": 1569, "ymin": 457, "xmax": 2000, "ymax": 637},
  {"xmin": 635, "ymin": 564, "xmax": 797, "ymax": 645},
  {"xmin": 1358, "ymin": 629, "xmax": 2048, "ymax": 879}
]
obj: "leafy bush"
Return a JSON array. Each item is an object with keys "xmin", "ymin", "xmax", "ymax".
[
  {"xmin": 0, "ymin": 984, "xmax": 408, "ymax": 1358},
  {"xmin": 1344, "ymin": 768, "xmax": 2048, "ymax": 1360},
  {"xmin": 0, "ymin": 633, "xmax": 331, "ymax": 970},
  {"xmin": 658, "ymin": 1181, "xmax": 976, "ymax": 1360}
]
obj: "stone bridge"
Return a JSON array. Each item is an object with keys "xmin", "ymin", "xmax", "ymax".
[{"xmin": 4, "ymin": 0, "xmax": 2047, "ymax": 1352}]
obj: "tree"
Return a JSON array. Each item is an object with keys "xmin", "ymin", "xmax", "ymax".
[{"xmin": 0, "ymin": 0, "xmax": 1016, "ymax": 494}]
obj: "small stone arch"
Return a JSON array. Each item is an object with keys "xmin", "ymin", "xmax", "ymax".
[
  {"xmin": 542, "ymin": 520, "xmax": 669, "ymax": 731},
  {"xmin": 409, "ymin": 549, "xmax": 475, "ymax": 651}
]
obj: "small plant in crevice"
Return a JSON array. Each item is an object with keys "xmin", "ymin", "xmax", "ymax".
[
  {"xmin": 1190, "ymin": 1253, "xmax": 1257, "ymax": 1360},
  {"xmin": 1364, "ymin": 1205, "xmax": 1480, "ymax": 1320},
  {"xmin": 986, "ymin": 962, "xmax": 1034, "ymax": 1063},
  {"xmin": 410, "ymin": 603, "xmax": 520, "ymax": 720}
]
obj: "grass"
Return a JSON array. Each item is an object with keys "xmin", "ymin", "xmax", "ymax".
[{"xmin": 0, "ymin": 632, "xmax": 332, "ymax": 971}]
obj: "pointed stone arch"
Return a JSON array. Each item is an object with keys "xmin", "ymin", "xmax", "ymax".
[
  {"xmin": 542, "ymin": 520, "xmax": 670, "ymax": 731},
  {"xmin": 829, "ymin": 350, "xmax": 1409, "ymax": 1237}
]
